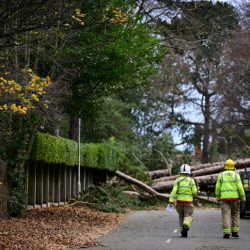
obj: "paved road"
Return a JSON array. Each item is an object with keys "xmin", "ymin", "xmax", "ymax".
[{"xmin": 83, "ymin": 208, "xmax": 250, "ymax": 250}]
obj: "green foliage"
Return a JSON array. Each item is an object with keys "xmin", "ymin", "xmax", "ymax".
[
  {"xmin": 168, "ymin": 1, "xmax": 238, "ymax": 55},
  {"xmin": 31, "ymin": 132, "xmax": 78, "ymax": 166},
  {"xmin": 171, "ymin": 151, "xmax": 192, "ymax": 175},
  {"xmin": 62, "ymin": 0, "xmax": 165, "ymax": 117},
  {"xmin": 80, "ymin": 144, "xmax": 100, "ymax": 168},
  {"xmin": 79, "ymin": 183, "xmax": 162, "ymax": 213},
  {"xmin": 209, "ymin": 142, "xmax": 220, "ymax": 162},
  {"xmin": 119, "ymin": 161, "xmax": 152, "ymax": 184},
  {"xmin": 113, "ymin": 140, "xmax": 152, "ymax": 183},
  {"xmin": 145, "ymin": 134, "xmax": 176, "ymax": 171},
  {"xmin": 231, "ymin": 131, "xmax": 250, "ymax": 158},
  {"xmin": 98, "ymin": 143, "xmax": 118, "ymax": 170},
  {"xmin": 244, "ymin": 130, "xmax": 250, "ymax": 147},
  {"xmin": 31, "ymin": 133, "xmax": 118, "ymax": 171},
  {"xmin": 80, "ymin": 95, "xmax": 135, "ymax": 143},
  {"xmin": 7, "ymin": 171, "xmax": 27, "ymax": 216}
]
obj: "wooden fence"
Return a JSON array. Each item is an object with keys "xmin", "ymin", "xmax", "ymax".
[{"xmin": 25, "ymin": 162, "xmax": 107, "ymax": 208}]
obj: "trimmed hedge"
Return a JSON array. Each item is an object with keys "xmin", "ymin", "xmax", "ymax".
[{"xmin": 31, "ymin": 133, "xmax": 118, "ymax": 171}]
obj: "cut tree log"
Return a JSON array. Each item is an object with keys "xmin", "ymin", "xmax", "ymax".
[
  {"xmin": 193, "ymin": 158, "xmax": 250, "ymax": 176},
  {"xmin": 153, "ymin": 169, "xmax": 246, "ymax": 192},
  {"xmin": 148, "ymin": 158, "xmax": 250, "ymax": 180},
  {"xmin": 147, "ymin": 161, "xmax": 224, "ymax": 179},
  {"xmin": 153, "ymin": 158, "xmax": 250, "ymax": 183},
  {"xmin": 147, "ymin": 169, "xmax": 171, "ymax": 179}
]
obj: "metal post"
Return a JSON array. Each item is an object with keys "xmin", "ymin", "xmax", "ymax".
[{"xmin": 77, "ymin": 117, "xmax": 81, "ymax": 198}]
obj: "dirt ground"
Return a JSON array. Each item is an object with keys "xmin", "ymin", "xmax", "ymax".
[{"xmin": 0, "ymin": 205, "xmax": 125, "ymax": 250}]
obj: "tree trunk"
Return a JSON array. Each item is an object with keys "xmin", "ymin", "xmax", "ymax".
[
  {"xmin": 202, "ymin": 95, "xmax": 211, "ymax": 163},
  {"xmin": 147, "ymin": 169, "xmax": 171, "ymax": 179},
  {"xmin": 150, "ymin": 158, "xmax": 250, "ymax": 183},
  {"xmin": 0, "ymin": 160, "xmax": 8, "ymax": 218},
  {"xmin": 152, "ymin": 174, "xmax": 218, "ymax": 192},
  {"xmin": 115, "ymin": 170, "xmax": 217, "ymax": 204},
  {"xmin": 115, "ymin": 170, "xmax": 169, "ymax": 200},
  {"xmin": 152, "ymin": 167, "xmax": 248, "ymax": 192},
  {"xmin": 153, "ymin": 158, "xmax": 250, "ymax": 185},
  {"xmin": 148, "ymin": 160, "xmax": 225, "ymax": 179}
]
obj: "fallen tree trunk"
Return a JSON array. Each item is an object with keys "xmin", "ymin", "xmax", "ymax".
[
  {"xmin": 153, "ymin": 158, "xmax": 250, "ymax": 183},
  {"xmin": 115, "ymin": 170, "xmax": 218, "ymax": 204},
  {"xmin": 193, "ymin": 158, "xmax": 250, "ymax": 177},
  {"xmin": 153, "ymin": 169, "xmax": 246, "ymax": 192},
  {"xmin": 153, "ymin": 166, "xmax": 221, "ymax": 183},
  {"xmin": 147, "ymin": 169, "xmax": 171, "ymax": 179},
  {"xmin": 115, "ymin": 170, "xmax": 169, "ymax": 200},
  {"xmin": 148, "ymin": 158, "xmax": 250, "ymax": 180},
  {"xmin": 147, "ymin": 161, "xmax": 224, "ymax": 179},
  {"xmin": 153, "ymin": 174, "xmax": 222, "ymax": 192}
]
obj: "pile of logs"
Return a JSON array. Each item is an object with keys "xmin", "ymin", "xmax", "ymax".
[
  {"xmin": 149, "ymin": 158, "xmax": 250, "ymax": 192},
  {"xmin": 114, "ymin": 158, "xmax": 250, "ymax": 204}
]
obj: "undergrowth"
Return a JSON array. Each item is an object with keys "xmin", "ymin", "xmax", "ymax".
[{"xmin": 78, "ymin": 183, "xmax": 163, "ymax": 213}]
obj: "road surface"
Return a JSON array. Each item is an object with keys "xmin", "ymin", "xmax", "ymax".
[{"xmin": 82, "ymin": 208, "xmax": 250, "ymax": 250}]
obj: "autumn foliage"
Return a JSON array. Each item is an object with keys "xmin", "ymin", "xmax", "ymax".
[
  {"xmin": 0, "ymin": 206, "xmax": 121, "ymax": 250},
  {"xmin": 0, "ymin": 68, "xmax": 51, "ymax": 115}
]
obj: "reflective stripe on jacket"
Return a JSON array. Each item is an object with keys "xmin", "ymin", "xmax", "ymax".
[
  {"xmin": 169, "ymin": 175, "xmax": 197, "ymax": 204},
  {"xmin": 215, "ymin": 170, "xmax": 246, "ymax": 201}
]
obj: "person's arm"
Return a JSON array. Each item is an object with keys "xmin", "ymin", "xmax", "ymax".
[
  {"xmin": 236, "ymin": 173, "xmax": 246, "ymax": 201},
  {"xmin": 191, "ymin": 179, "xmax": 198, "ymax": 197},
  {"xmin": 215, "ymin": 174, "xmax": 221, "ymax": 201},
  {"xmin": 169, "ymin": 180, "xmax": 178, "ymax": 204}
]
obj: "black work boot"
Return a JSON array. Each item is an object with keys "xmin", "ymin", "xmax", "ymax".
[
  {"xmin": 223, "ymin": 234, "xmax": 230, "ymax": 239},
  {"xmin": 181, "ymin": 225, "xmax": 189, "ymax": 238},
  {"xmin": 231, "ymin": 232, "xmax": 239, "ymax": 238}
]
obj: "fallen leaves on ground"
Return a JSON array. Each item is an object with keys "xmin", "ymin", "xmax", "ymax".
[{"xmin": 0, "ymin": 205, "xmax": 123, "ymax": 250}]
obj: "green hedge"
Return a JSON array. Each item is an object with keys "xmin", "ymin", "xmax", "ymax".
[{"xmin": 31, "ymin": 133, "xmax": 118, "ymax": 171}]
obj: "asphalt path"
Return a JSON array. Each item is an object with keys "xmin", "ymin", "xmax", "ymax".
[{"xmin": 82, "ymin": 208, "xmax": 250, "ymax": 250}]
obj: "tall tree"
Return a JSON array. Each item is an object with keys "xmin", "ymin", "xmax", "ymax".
[
  {"xmin": 147, "ymin": 1, "xmax": 238, "ymax": 163},
  {"xmin": 58, "ymin": 0, "xmax": 164, "ymax": 141}
]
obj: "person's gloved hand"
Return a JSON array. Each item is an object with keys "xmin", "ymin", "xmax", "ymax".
[{"xmin": 167, "ymin": 203, "xmax": 174, "ymax": 211}]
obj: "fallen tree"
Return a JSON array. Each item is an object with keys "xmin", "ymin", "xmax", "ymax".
[
  {"xmin": 147, "ymin": 161, "xmax": 224, "ymax": 179},
  {"xmin": 115, "ymin": 170, "xmax": 169, "ymax": 200},
  {"xmin": 153, "ymin": 169, "xmax": 246, "ymax": 192},
  {"xmin": 148, "ymin": 158, "xmax": 250, "ymax": 180},
  {"xmin": 153, "ymin": 158, "xmax": 250, "ymax": 183},
  {"xmin": 115, "ymin": 170, "xmax": 218, "ymax": 205},
  {"xmin": 147, "ymin": 169, "xmax": 171, "ymax": 179},
  {"xmin": 153, "ymin": 175, "xmax": 216, "ymax": 192}
]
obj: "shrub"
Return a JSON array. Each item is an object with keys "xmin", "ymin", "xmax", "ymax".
[{"xmin": 7, "ymin": 171, "xmax": 27, "ymax": 216}]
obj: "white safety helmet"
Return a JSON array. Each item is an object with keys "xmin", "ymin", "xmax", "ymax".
[{"xmin": 180, "ymin": 164, "xmax": 191, "ymax": 175}]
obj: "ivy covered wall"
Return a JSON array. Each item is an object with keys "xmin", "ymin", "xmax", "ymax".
[{"xmin": 31, "ymin": 133, "xmax": 118, "ymax": 171}]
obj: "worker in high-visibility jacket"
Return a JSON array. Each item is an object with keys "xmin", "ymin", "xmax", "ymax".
[
  {"xmin": 215, "ymin": 159, "xmax": 246, "ymax": 239},
  {"xmin": 169, "ymin": 164, "xmax": 197, "ymax": 238}
]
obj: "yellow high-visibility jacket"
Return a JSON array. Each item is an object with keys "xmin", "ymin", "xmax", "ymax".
[
  {"xmin": 215, "ymin": 170, "xmax": 246, "ymax": 201},
  {"xmin": 169, "ymin": 175, "xmax": 197, "ymax": 204}
]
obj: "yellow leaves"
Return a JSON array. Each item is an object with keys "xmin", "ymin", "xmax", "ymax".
[
  {"xmin": 0, "ymin": 77, "xmax": 22, "ymax": 94},
  {"xmin": 10, "ymin": 104, "xmax": 28, "ymax": 114},
  {"xmin": 31, "ymin": 94, "xmax": 39, "ymax": 102},
  {"xmin": 0, "ymin": 104, "xmax": 8, "ymax": 111},
  {"xmin": 72, "ymin": 8, "xmax": 85, "ymax": 26},
  {"xmin": 64, "ymin": 23, "xmax": 71, "ymax": 27},
  {"xmin": 0, "ymin": 68, "xmax": 52, "ymax": 115},
  {"xmin": 110, "ymin": 7, "xmax": 129, "ymax": 24}
]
